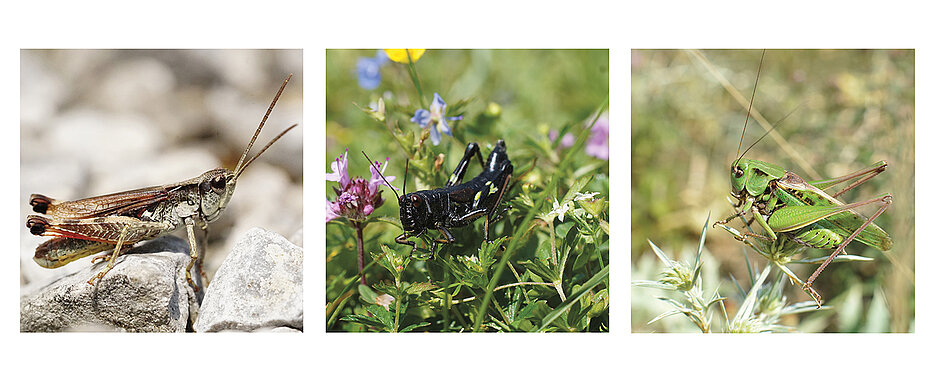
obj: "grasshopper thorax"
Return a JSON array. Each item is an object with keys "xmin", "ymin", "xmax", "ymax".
[
  {"xmin": 730, "ymin": 158, "xmax": 785, "ymax": 199},
  {"xmin": 197, "ymin": 168, "xmax": 237, "ymax": 222}
]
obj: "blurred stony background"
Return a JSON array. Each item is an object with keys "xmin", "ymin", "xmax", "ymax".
[{"xmin": 20, "ymin": 50, "xmax": 303, "ymax": 325}]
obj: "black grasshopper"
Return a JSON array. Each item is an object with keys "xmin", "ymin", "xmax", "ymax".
[{"xmin": 367, "ymin": 140, "xmax": 513, "ymax": 258}]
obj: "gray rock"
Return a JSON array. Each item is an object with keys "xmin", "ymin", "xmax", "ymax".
[
  {"xmin": 20, "ymin": 236, "xmax": 202, "ymax": 332},
  {"xmin": 194, "ymin": 228, "xmax": 303, "ymax": 332}
]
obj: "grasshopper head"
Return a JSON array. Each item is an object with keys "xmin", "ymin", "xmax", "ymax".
[
  {"xmin": 198, "ymin": 168, "xmax": 237, "ymax": 222},
  {"xmin": 729, "ymin": 158, "xmax": 784, "ymax": 199},
  {"xmin": 398, "ymin": 192, "xmax": 429, "ymax": 234}
]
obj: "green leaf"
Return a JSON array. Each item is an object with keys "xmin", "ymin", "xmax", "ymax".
[
  {"xmin": 399, "ymin": 322, "xmax": 431, "ymax": 333},
  {"xmin": 732, "ymin": 264, "xmax": 772, "ymax": 326},
  {"xmin": 519, "ymin": 259, "xmax": 558, "ymax": 282},
  {"xmin": 631, "ymin": 280, "xmax": 678, "ymax": 290},
  {"xmin": 358, "ymin": 284, "xmax": 379, "ymax": 305},
  {"xmin": 647, "ymin": 310, "xmax": 685, "ymax": 326},
  {"xmin": 647, "ymin": 239, "xmax": 675, "ymax": 268},
  {"xmin": 406, "ymin": 281, "xmax": 438, "ymax": 295},
  {"xmin": 561, "ymin": 176, "xmax": 593, "ymax": 205},
  {"xmin": 340, "ymin": 314, "xmax": 387, "ymax": 330},
  {"xmin": 536, "ymin": 265, "xmax": 609, "ymax": 331},
  {"xmin": 588, "ymin": 288, "xmax": 609, "ymax": 317},
  {"xmin": 367, "ymin": 304, "xmax": 395, "ymax": 331}
]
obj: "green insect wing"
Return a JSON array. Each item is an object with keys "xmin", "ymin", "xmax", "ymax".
[{"xmin": 768, "ymin": 203, "xmax": 893, "ymax": 251}]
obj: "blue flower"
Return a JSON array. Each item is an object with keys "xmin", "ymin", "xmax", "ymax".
[
  {"xmin": 356, "ymin": 50, "xmax": 389, "ymax": 90},
  {"xmin": 410, "ymin": 93, "xmax": 463, "ymax": 145}
]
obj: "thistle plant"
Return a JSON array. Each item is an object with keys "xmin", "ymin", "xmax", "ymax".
[{"xmin": 633, "ymin": 215, "xmax": 818, "ymax": 333}]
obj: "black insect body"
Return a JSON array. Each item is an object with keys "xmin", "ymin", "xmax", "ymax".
[{"xmin": 368, "ymin": 140, "xmax": 513, "ymax": 258}]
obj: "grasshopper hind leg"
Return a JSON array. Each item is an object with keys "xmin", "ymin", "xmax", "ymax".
[
  {"xmin": 484, "ymin": 174, "xmax": 512, "ymax": 252},
  {"xmin": 88, "ymin": 226, "xmax": 130, "ymax": 286},
  {"xmin": 803, "ymin": 194, "xmax": 893, "ymax": 308}
]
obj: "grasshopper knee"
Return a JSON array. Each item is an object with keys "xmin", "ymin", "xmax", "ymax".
[
  {"xmin": 26, "ymin": 216, "xmax": 49, "ymax": 235},
  {"xmin": 30, "ymin": 194, "xmax": 53, "ymax": 214}
]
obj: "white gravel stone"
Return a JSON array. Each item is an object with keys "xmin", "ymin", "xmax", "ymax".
[{"xmin": 194, "ymin": 228, "xmax": 303, "ymax": 332}]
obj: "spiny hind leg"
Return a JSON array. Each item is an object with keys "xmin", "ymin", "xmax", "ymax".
[
  {"xmin": 88, "ymin": 226, "xmax": 130, "ymax": 286},
  {"xmin": 89, "ymin": 240, "xmax": 135, "ymax": 264},
  {"xmin": 803, "ymin": 194, "xmax": 892, "ymax": 307},
  {"xmin": 445, "ymin": 143, "xmax": 483, "ymax": 187}
]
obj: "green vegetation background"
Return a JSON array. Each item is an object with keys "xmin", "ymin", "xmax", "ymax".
[
  {"xmin": 631, "ymin": 50, "xmax": 914, "ymax": 332},
  {"xmin": 326, "ymin": 50, "xmax": 609, "ymax": 331}
]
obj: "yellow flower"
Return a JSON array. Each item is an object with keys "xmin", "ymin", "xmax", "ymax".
[{"xmin": 384, "ymin": 49, "xmax": 426, "ymax": 63}]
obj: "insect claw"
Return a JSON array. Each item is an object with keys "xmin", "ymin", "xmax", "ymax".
[
  {"xmin": 803, "ymin": 282, "xmax": 824, "ymax": 308},
  {"xmin": 87, "ymin": 271, "xmax": 106, "ymax": 287}
]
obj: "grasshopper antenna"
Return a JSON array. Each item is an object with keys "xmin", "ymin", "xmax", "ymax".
[
  {"xmin": 235, "ymin": 123, "xmax": 298, "ymax": 179},
  {"xmin": 403, "ymin": 159, "xmax": 409, "ymax": 196},
  {"xmin": 736, "ymin": 50, "xmax": 766, "ymax": 160},
  {"xmin": 737, "ymin": 101, "xmax": 805, "ymax": 161},
  {"xmin": 234, "ymin": 74, "xmax": 293, "ymax": 179},
  {"xmin": 362, "ymin": 151, "xmax": 401, "ymax": 200}
]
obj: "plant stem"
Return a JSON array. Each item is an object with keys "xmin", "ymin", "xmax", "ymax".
[
  {"xmin": 405, "ymin": 50, "xmax": 426, "ymax": 109},
  {"xmin": 548, "ymin": 219, "xmax": 557, "ymax": 265},
  {"xmin": 554, "ymin": 282, "xmax": 567, "ymax": 302},
  {"xmin": 354, "ymin": 221, "xmax": 367, "ymax": 286},
  {"xmin": 394, "ymin": 279, "xmax": 401, "ymax": 332},
  {"xmin": 450, "ymin": 282, "xmax": 555, "ymax": 304}
]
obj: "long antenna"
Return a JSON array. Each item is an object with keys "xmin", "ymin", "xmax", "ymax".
[
  {"xmin": 234, "ymin": 74, "xmax": 292, "ymax": 177},
  {"xmin": 362, "ymin": 151, "xmax": 401, "ymax": 200},
  {"xmin": 737, "ymin": 102, "xmax": 804, "ymax": 161},
  {"xmin": 235, "ymin": 123, "xmax": 298, "ymax": 179},
  {"xmin": 403, "ymin": 159, "xmax": 409, "ymax": 196},
  {"xmin": 737, "ymin": 50, "xmax": 766, "ymax": 159}
]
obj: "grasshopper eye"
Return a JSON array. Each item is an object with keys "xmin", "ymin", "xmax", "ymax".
[
  {"xmin": 733, "ymin": 167, "xmax": 744, "ymax": 178},
  {"xmin": 210, "ymin": 174, "xmax": 227, "ymax": 193}
]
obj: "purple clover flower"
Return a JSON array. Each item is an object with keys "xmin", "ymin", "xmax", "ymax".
[
  {"xmin": 549, "ymin": 130, "xmax": 575, "ymax": 149},
  {"xmin": 411, "ymin": 93, "xmax": 463, "ymax": 145},
  {"xmin": 585, "ymin": 113, "xmax": 609, "ymax": 160},
  {"xmin": 326, "ymin": 149, "xmax": 399, "ymax": 222},
  {"xmin": 356, "ymin": 50, "xmax": 389, "ymax": 90}
]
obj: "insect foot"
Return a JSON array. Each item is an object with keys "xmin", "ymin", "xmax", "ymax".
[{"xmin": 803, "ymin": 283, "xmax": 824, "ymax": 308}]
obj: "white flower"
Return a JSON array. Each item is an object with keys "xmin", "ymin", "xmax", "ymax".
[
  {"xmin": 573, "ymin": 191, "xmax": 600, "ymax": 201},
  {"xmin": 375, "ymin": 293, "xmax": 395, "ymax": 311}
]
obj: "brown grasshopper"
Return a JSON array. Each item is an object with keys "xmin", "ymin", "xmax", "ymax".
[{"xmin": 25, "ymin": 74, "xmax": 298, "ymax": 292}]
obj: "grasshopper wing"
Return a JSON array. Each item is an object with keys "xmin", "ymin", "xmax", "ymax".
[{"xmin": 30, "ymin": 186, "xmax": 171, "ymax": 219}]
